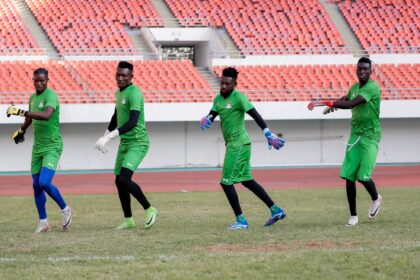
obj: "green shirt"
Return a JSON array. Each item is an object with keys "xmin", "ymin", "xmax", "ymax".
[
  {"xmin": 211, "ymin": 90, "xmax": 254, "ymax": 147},
  {"xmin": 29, "ymin": 88, "xmax": 63, "ymax": 151},
  {"xmin": 115, "ymin": 84, "xmax": 149, "ymax": 145},
  {"xmin": 347, "ymin": 80, "xmax": 381, "ymax": 141}
]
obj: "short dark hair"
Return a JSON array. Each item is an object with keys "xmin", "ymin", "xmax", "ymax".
[
  {"xmin": 34, "ymin": 68, "xmax": 48, "ymax": 76},
  {"xmin": 358, "ymin": 57, "xmax": 372, "ymax": 67},
  {"xmin": 118, "ymin": 61, "xmax": 133, "ymax": 71},
  {"xmin": 222, "ymin": 67, "xmax": 239, "ymax": 79}
]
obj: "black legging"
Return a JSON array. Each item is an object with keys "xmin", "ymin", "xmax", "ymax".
[{"xmin": 115, "ymin": 167, "xmax": 150, "ymax": 218}]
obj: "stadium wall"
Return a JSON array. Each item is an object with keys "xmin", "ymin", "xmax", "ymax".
[{"xmin": 1, "ymin": 117, "xmax": 419, "ymax": 172}]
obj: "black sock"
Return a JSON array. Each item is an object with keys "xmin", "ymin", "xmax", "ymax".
[
  {"xmin": 118, "ymin": 168, "xmax": 151, "ymax": 210},
  {"xmin": 241, "ymin": 180, "xmax": 275, "ymax": 208},
  {"xmin": 221, "ymin": 183, "xmax": 242, "ymax": 216},
  {"xmin": 115, "ymin": 175, "xmax": 132, "ymax": 218},
  {"xmin": 346, "ymin": 179, "xmax": 357, "ymax": 216},
  {"xmin": 359, "ymin": 179, "xmax": 378, "ymax": 201}
]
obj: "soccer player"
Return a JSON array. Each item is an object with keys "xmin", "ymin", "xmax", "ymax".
[
  {"xmin": 94, "ymin": 61, "xmax": 158, "ymax": 230},
  {"xmin": 200, "ymin": 67, "xmax": 286, "ymax": 229},
  {"xmin": 308, "ymin": 57, "xmax": 382, "ymax": 226},
  {"xmin": 7, "ymin": 68, "xmax": 72, "ymax": 233}
]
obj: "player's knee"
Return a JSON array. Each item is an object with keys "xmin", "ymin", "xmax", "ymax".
[
  {"xmin": 38, "ymin": 177, "xmax": 52, "ymax": 190},
  {"xmin": 116, "ymin": 176, "xmax": 130, "ymax": 187}
]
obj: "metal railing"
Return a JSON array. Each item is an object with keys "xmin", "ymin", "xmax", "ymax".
[
  {"xmin": 2, "ymin": 88, "xmax": 419, "ymax": 104},
  {"xmin": 141, "ymin": 17, "xmax": 211, "ymax": 28},
  {"xmin": 0, "ymin": 48, "xmax": 47, "ymax": 56}
]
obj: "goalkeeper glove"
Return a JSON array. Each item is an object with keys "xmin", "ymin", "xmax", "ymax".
[
  {"xmin": 7, "ymin": 105, "xmax": 27, "ymax": 117},
  {"xmin": 200, "ymin": 115, "xmax": 212, "ymax": 130},
  {"xmin": 323, "ymin": 107, "xmax": 338, "ymax": 115},
  {"xmin": 11, "ymin": 128, "xmax": 25, "ymax": 144},
  {"xmin": 264, "ymin": 128, "xmax": 285, "ymax": 150},
  {"xmin": 307, "ymin": 100, "xmax": 334, "ymax": 111},
  {"xmin": 94, "ymin": 129, "xmax": 119, "ymax": 153}
]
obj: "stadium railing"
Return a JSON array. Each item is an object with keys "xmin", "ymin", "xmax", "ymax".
[
  {"xmin": 2, "ymin": 89, "xmax": 419, "ymax": 105},
  {"xmin": 141, "ymin": 17, "xmax": 211, "ymax": 28}
]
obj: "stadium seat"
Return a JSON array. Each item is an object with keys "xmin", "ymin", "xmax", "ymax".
[
  {"xmin": 24, "ymin": 0, "xmax": 162, "ymax": 54},
  {"xmin": 165, "ymin": 0, "xmax": 346, "ymax": 54},
  {"xmin": 336, "ymin": 0, "xmax": 419, "ymax": 53}
]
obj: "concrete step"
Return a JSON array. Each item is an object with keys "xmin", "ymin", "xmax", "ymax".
[
  {"xmin": 11, "ymin": 0, "xmax": 58, "ymax": 57},
  {"xmin": 124, "ymin": 27, "xmax": 153, "ymax": 54},
  {"xmin": 151, "ymin": 0, "xmax": 180, "ymax": 27},
  {"xmin": 320, "ymin": 0, "xmax": 364, "ymax": 55},
  {"xmin": 196, "ymin": 67, "xmax": 220, "ymax": 91}
]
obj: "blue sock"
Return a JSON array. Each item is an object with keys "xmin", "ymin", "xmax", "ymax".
[
  {"xmin": 39, "ymin": 167, "xmax": 67, "ymax": 209},
  {"xmin": 32, "ymin": 173, "xmax": 47, "ymax": 220}
]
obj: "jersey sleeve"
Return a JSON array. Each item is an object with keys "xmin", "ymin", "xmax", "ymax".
[
  {"xmin": 241, "ymin": 93, "xmax": 254, "ymax": 112},
  {"xmin": 128, "ymin": 88, "xmax": 142, "ymax": 111},
  {"xmin": 359, "ymin": 82, "xmax": 380, "ymax": 102},
  {"xmin": 44, "ymin": 92, "xmax": 58, "ymax": 110}
]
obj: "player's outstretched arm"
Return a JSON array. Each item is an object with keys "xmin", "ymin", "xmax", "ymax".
[
  {"xmin": 246, "ymin": 108, "xmax": 285, "ymax": 150},
  {"xmin": 7, "ymin": 105, "xmax": 55, "ymax": 121},
  {"xmin": 200, "ymin": 110, "xmax": 218, "ymax": 130}
]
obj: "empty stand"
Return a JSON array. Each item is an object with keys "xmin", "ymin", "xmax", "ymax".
[
  {"xmin": 337, "ymin": 0, "xmax": 419, "ymax": 52},
  {"xmin": 166, "ymin": 0, "xmax": 345, "ymax": 54},
  {"xmin": 0, "ymin": 0, "xmax": 38, "ymax": 52},
  {"xmin": 0, "ymin": 60, "xmax": 212, "ymax": 104},
  {"xmin": 213, "ymin": 64, "xmax": 420, "ymax": 101},
  {"xmin": 25, "ymin": 0, "xmax": 162, "ymax": 54}
]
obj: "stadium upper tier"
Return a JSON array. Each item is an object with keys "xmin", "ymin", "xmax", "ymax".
[
  {"xmin": 166, "ymin": 0, "xmax": 345, "ymax": 54},
  {"xmin": 0, "ymin": 0, "xmax": 38, "ymax": 52},
  {"xmin": 24, "ymin": 0, "xmax": 162, "ymax": 54},
  {"xmin": 0, "ymin": 61, "xmax": 418, "ymax": 104},
  {"xmin": 336, "ymin": 0, "xmax": 419, "ymax": 52}
]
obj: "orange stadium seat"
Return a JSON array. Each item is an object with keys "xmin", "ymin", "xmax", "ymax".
[
  {"xmin": 0, "ymin": 0, "xmax": 38, "ymax": 51},
  {"xmin": 336, "ymin": 0, "xmax": 419, "ymax": 52},
  {"xmin": 213, "ymin": 64, "xmax": 420, "ymax": 101},
  {"xmin": 0, "ymin": 60, "xmax": 212, "ymax": 104},
  {"xmin": 166, "ymin": 0, "xmax": 345, "ymax": 54},
  {"xmin": 24, "ymin": 0, "xmax": 162, "ymax": 54}
]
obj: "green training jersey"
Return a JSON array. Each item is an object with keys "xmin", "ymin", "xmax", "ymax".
[
  {"xmin": 211, "ymin": 90, "xmax": 254, "ymax": 147},
  {"xmin": 115, "ymin": 84, "xmax": 149, "ymax": 145},
  {"xmin": 347, "ymin": 79, "xmax": 381, "ymax": 141},
  {"xmin": 29, "ymin": 88, "xmax": 63, "ymax": 151}
]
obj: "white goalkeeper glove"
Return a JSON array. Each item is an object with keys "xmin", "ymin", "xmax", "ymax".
[{"xmin": 94, "ymin": 129, "xmax": 119, "ymax": 153}]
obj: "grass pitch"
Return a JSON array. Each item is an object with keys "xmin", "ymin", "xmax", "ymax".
[{"xmin": 1, "ymin": 187, "xmax": 419, "ymax": 279}]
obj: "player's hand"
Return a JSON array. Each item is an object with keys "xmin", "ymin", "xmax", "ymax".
[
  {"xmin": 307, "ymin": 100, "xmax": 334, "ymax": 111},
  {"xmin": 11, "ymin": 129, "xmax": 25, "ymax": 144},
  {"xmin": 94, "ymin": 129, "xmax": 119, "ymax": 153},
  {"xmin": 200, "ymin": 115, "xmax": 212, "ymax": 130},
  {"xmin": 323, "ymin": 107, "xmax": 337, "ymax": 115},
  {"xmin": 6, "ymin": 105, "xmax": 27, "ymax": 117},
  {"xmin": 264, "ymin": 129, "xmax": 285, "ymax": 150}
]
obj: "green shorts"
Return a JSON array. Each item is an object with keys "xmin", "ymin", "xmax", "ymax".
[
  {"xmin": 340, "ymin": 135, "xmax": 379, "ymax": 182},
  {"xmin": 114, "ymin": 143, "xmax": 149, "ymax": 175},
  {"xmin": 31, "ymin": 148, "xmax": 62, "ymax": 174},
  {"xmin": 221, "ymin": 144, "xmax": 253, "ymax": 185}
]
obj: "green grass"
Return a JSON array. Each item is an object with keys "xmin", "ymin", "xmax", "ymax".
[{"xmin": 1, "ymin": 187, "xmax": 419, "ymax": 280}]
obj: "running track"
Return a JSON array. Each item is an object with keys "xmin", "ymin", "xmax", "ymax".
[{"xmin": 0, "ymin": 165, "xmax": 419, "ymax": 196}]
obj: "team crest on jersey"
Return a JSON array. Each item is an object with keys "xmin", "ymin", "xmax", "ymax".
[
  {"xmin": 39, "ymin": 101, "xmax": 44, "ymax": 109},
  {"xmin": 226, "ymin": 102, "xmax": 231, "ymax": 109},
  {"xmin": 121, "ymin": 98, "xmax": 126, "ymax": 104}
]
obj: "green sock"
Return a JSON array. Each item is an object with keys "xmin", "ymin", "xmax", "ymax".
[
  {"xmin": 236, "ymin": 214, "xmax": 246, "ymax": 223},
  {"xmin": 270, "ymin": 204, "xmax": 280, "ymax": 214}
]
